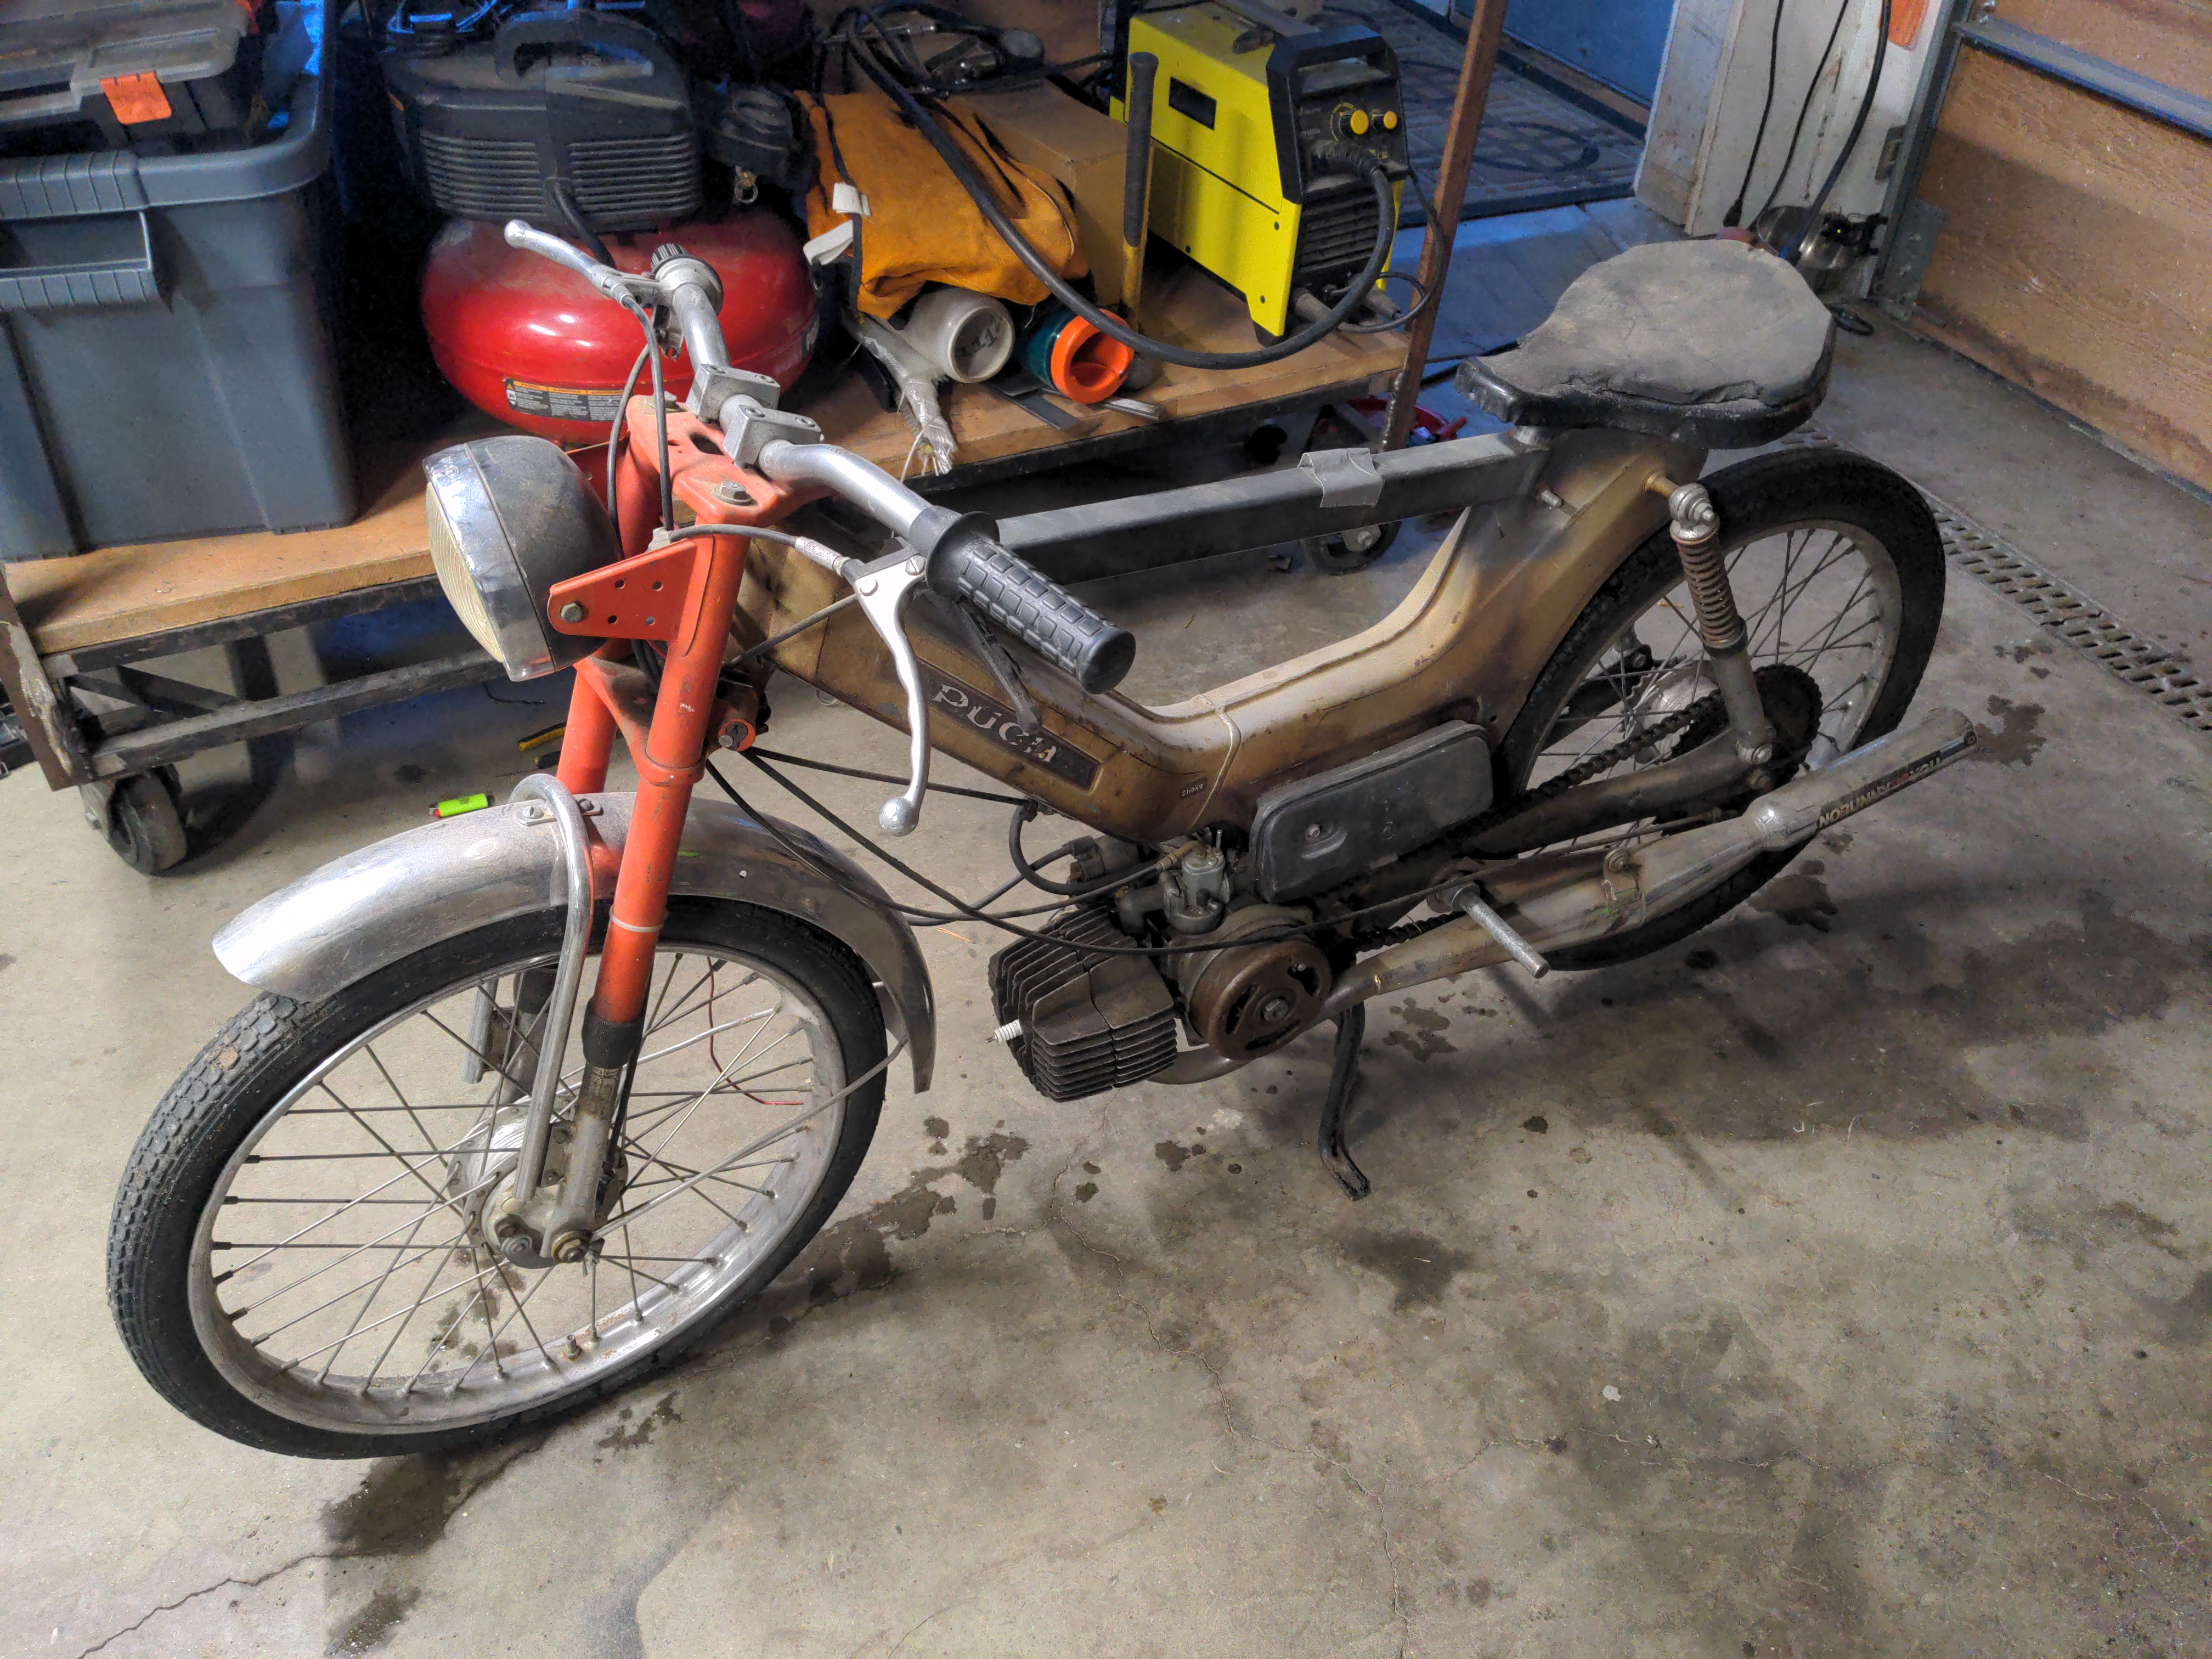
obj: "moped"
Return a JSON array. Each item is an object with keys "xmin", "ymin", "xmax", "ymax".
[{"xmin": 109, "ymin": 223, "xmax": 1974, "ymax": 1455}]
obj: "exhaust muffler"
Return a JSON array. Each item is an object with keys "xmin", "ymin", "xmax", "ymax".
[{"xmin": 1324, "ymin": 707, "xmax": 1978, "ymax": 1015}]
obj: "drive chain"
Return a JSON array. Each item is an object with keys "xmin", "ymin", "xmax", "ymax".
[{"xmin": 1338, "ymin": 689, "xmax": 1725, "ymax": 946}]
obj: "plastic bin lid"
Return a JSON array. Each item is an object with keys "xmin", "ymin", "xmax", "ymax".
[
  {"xmin": 0, "ymin": 0, "xmax": 329, "ymax": 218},
  {"xmin": 0, "ymin": 0, "xmax": 256, "ymax": 124}
]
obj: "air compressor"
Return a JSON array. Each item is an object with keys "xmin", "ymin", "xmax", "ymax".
[
  {"xmin": 381, "ymin": 0, "xmax": 818, "ymax": 442},
  {"xmin": 421, "ymin": 214, "xmax": 817, "ymax": 443}
]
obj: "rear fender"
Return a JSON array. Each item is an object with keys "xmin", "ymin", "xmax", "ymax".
[{"xmin": 212, "ymin": 793, "xmax": 936, "ymax": 1090}]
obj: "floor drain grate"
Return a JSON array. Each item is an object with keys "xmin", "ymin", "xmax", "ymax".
[
  {"xmin": 1780, "ymin": 428, "xmax": 2212, "ymax": 738},
  {"xmin": 1926, "ymin": 503, "xmax": 2212, "ymax": 735}
]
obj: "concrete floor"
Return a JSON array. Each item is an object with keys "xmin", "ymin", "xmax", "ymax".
[{"xmin": 4, "ymin": 318, "xmax": 2210, "ymax": 1659}]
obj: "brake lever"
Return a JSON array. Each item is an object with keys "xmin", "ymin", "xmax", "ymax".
[
  {"xmin": 503, "ymin": 219, "xmax": 662, "ymax": 320},
  {"xmin": 847, "ymin": 549, "xmax": 934, "ymax": 834}
]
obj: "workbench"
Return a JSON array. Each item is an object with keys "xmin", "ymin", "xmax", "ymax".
[
  {"xmin": 0, "ymin": 0, "xmax": 1527, "ymax": 873},
  {"xmin": 0, "ymin": 249, "xmax": 1403, "ymax": 869}
]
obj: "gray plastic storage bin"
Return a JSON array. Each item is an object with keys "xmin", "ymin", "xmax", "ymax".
[{"xmin": 0, "ymin": 0, "xmax": 353, "ymax": 560}]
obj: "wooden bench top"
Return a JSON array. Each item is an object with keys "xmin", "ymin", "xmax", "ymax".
[{"xmin": 8, "ymin": 256, "xmax": 1402, "ymax": 657}]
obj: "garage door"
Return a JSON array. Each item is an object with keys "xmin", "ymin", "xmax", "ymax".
[{"xmin": 1908, "ymin": 0, "xmax": 2212, "ymax": 490}]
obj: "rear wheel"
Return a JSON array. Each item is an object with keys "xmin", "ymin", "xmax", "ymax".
[
  {"xmin": 1497, "ymin": 449, "xmax": 1946, "ymax": 969},
  {"xmin": 108, "ymin": 899, "xmax": 886, "ymax": 1458}
]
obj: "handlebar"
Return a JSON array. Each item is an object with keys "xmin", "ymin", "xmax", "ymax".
[
  {"xmin": 752, "ymin": 442, "xmax": 1135, "ymax": 695},
  {"xmin": 928, "ymin": 521, "xmax": 1138, "ymax": 693},
  {"xmin": 504, "ymin": 219, "xmax": 1137, "ymax": 830}
]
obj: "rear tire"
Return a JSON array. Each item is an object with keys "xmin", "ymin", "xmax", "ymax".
[
  {"xmin": 1496, "ymin": 449, "xmax": 1945, "ymax": 970},
  {"xmin": 108, "ymin": 899, "xmax": 886, "ymax": 1458}
]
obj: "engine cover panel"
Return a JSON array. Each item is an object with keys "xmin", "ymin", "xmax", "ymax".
[{"xmin": 1250, "ymin": 720, "xmax": 1492, "ymax": 901}]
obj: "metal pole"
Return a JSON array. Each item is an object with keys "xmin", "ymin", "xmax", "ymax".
[
  {"xmin": 1380, "ymin": 0, "xmax": 1510, "ymax": 451},
  {"xmin": 1120, "ymin": 52, "xmax": 1159, "ymax": 318}
]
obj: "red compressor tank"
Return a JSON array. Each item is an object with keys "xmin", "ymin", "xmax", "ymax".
[{"xmin": 421, "ymin": 213, "xmax": 818, "ymax": 443}]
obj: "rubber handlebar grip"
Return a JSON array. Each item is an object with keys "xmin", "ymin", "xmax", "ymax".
[{"xmin": 924, "ymin": 515, "xmax": 1136, "ymax": 694}]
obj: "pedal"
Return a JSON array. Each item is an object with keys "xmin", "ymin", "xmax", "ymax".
[{"xmin": 1451, "ymin": 884, "xmax": 1549, "ymax": 978}]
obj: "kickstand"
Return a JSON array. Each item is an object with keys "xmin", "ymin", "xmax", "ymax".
[{"xmin": 1317, "ymin": 1003, "xmax": 1371, "ymax": 1200}]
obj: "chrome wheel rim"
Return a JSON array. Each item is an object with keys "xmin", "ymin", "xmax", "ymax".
[
  {"xmin": 187, "ymin": 941, "xmax": 845, "ymax": 1434},
  {"xmin": 1524, "ymin": 517, "xmax": 1904, "ymax": 803}
]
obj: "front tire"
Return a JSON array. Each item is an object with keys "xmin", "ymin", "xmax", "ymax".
[
  {"xmin": 1496, "ymin": 448, "xmax": 1946, "ymax": 969},
  {"xmin": 108, "ymin": 899, "xmax": 887, "ymax": 1458}
]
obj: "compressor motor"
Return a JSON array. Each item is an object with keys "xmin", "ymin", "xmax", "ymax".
[{"xmin": 380, "ymin": 5, "xmax": 702, "ymax": 232}]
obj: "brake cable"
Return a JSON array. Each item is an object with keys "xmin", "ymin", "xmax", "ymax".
[{"xmin": 707, "ymin": 748, "xmax": 1482, "ymax": 956}]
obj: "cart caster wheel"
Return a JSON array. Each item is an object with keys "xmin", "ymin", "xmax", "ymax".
[
  {"xmin": 106, "ymin": 770, "xmax": 189, "ymax": 874},
  {"xmin": 1303, "ymin": 520, "xmax": 1400, "ymax": 574}
]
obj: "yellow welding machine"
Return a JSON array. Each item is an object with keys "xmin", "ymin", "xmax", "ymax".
[{"xmin": 1110, "ymin": 3, "xmax": 1407, "ymax": 336}]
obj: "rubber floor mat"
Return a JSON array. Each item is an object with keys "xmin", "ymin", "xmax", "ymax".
[{"xmin": 1324, "ymin": 0, "xmax": 1646, "ymax": 223}]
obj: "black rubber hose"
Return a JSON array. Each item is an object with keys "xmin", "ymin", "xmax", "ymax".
[
  {"xmin": 547, "ymin": 178, "xmax": 616, "ymax": 268},
  {"xmin": 842, "ymin": 21, "xmax": 1400, "ymax": 370},
  {"xmin": 1784, "ymin": 0, "xmax": 1893, "ymax": 265}
]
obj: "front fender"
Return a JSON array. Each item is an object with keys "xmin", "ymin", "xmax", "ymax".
[{"xmin": 212, "ymin": 793, "xmax": 935, "ymax": 1091}]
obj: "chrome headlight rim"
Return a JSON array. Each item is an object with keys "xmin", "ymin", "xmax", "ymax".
[{"xmin": 422, "ymin": 438, "xmax": 615, "ymax": 682}]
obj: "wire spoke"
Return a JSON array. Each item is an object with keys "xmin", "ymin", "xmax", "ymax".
[
  {"xmin": 279, "ymin": 1255, "xmax": 506, "ymax": 1374},
  {"xmin": 315, "ymin": 1210, "xmax": 431, "ymax": 1385},
  {"xmin": 319, "ymin": 1081, "xmax": 453, "ymax": 1214},
  {"xmin": 360, "ymin": 1231, "xmax": 464, "ymax": 1392},
  {"xmin": 201, "ymin": 935, "xmax": 853, "ymax": 1424},
  {"xmin": 223, "ymin": 1166, "xmax": 501, "ymax": 1310},
  {"xmin": 245, "ymin": 1226, "xmax": 479, "ymax": 1351}
]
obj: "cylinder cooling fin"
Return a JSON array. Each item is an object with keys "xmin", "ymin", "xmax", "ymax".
[{"xmin": 988, "ymin": 909, "xmax": 1180, "ymax": 1103}]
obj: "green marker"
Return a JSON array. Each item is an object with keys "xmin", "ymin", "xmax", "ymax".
[{"xmin": 432, "ymin": 792, "xmax": 491, "ymax": 819}]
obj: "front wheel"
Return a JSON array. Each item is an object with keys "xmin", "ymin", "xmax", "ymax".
[
  {"xmin": 108, "ymin": 899, "xmax": 887, "ymax": 1458},
  {"xmin": 1496, "ymin": 448, "xmax": 1946, "ymax": 969}
]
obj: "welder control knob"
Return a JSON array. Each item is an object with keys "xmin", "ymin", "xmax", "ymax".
[
  {"xmin": 1339, "ymin": 107, "xmax": 1371, "ymax": 137},
  {"xmin": 1383, "ymin": 110, "xmax": 1399, "ymax": 129}
]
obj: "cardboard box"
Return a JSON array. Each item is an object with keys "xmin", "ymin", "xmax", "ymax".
[{"xmin": 957, "ymin": 84, "xmax": 1131, "ymax": 306}]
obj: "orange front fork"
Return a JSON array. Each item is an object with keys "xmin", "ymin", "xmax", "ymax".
[{"xmin": 547, "ymin": 399, "xmax": 816, "ymax": 1062}]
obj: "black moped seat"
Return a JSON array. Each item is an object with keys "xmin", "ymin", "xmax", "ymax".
[{"xmin": 1453, "ymin": 239, "xmax": 1836, "ymax": 448}]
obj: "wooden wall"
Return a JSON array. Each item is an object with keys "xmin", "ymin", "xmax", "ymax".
[{"xmin": 1909, "ymin": 3, "xmax": 2212, "ymax": 490}]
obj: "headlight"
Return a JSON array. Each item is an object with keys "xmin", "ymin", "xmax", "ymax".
[{"xmin": 422, "ymin": 437, "xmax": 619, "ymax": 681}]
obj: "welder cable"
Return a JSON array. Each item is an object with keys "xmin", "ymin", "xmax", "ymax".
[
  {"xmin": 1753, "ymin": 0, "xmax": 1853, "ymax": 228},
  {"xmin": 1725, "ymin": 0, "xmax": 1788, "ymax": 227},
  {"xmin": 840, "ymin": 15, "xmax": 1399, "ymax": 370},
  {"xmin": 1785, "ymin": 0, "xmax": 1892, "ymax": 265},
  {"xmin": 829, "ymin": 4, "xmax": 1107, "ymax": 99},
  {"xmin": 1334, "ymin": 152, "xmax": 1442, "ymax": 334}
]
